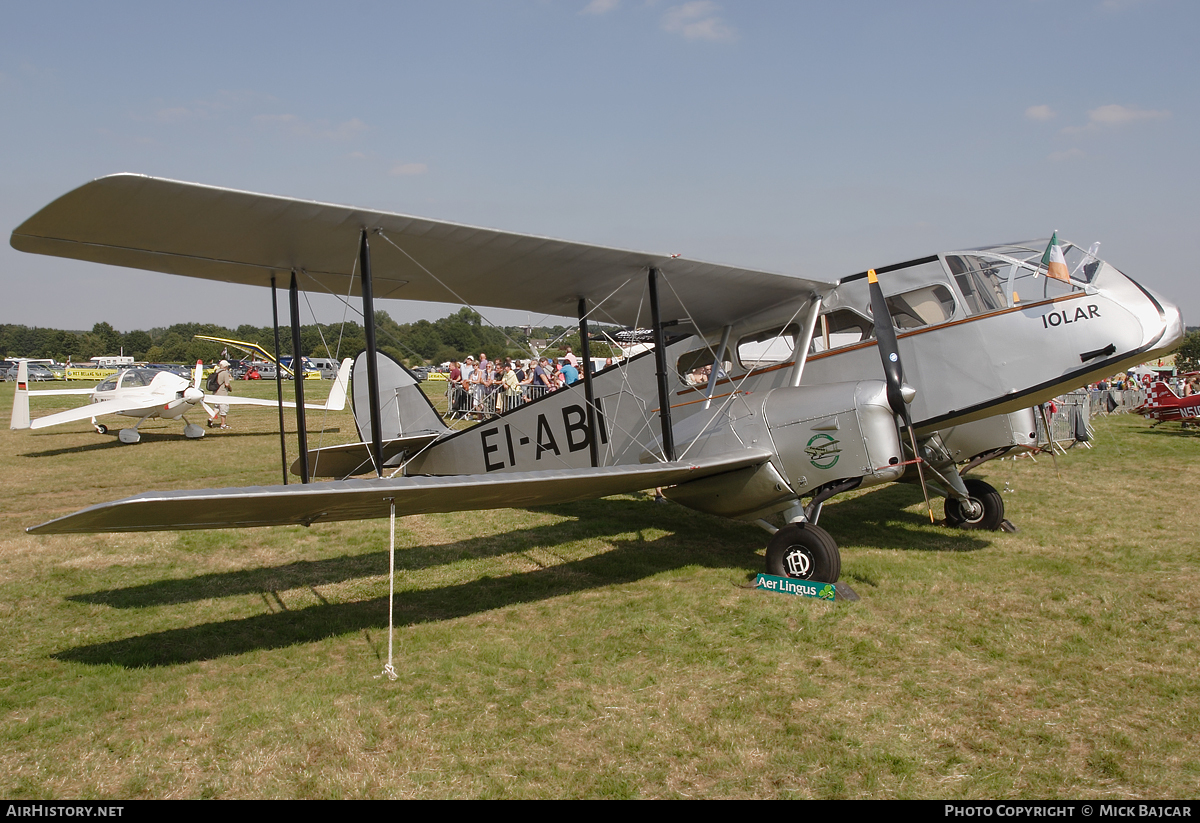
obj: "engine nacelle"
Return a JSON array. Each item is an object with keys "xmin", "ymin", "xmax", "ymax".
[{"xmin": 761, "ymin": 380, "xmax": 905, "ymax": 497}]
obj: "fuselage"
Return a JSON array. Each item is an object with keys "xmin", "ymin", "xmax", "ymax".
[
  {"xmin": 729, "ymin": 240, "xmax": 1182, "ymax": 435},
  {"xmin": 1136, "ymin": 382, "xmax": 1200, "ymax": 422},
  {"xmin": 402, "ymin": 239, "xmax": 1180, "ymax": 519},
  {"xmin": 90, "ymin": 368, "xmax": 195, "ymax": 420}
]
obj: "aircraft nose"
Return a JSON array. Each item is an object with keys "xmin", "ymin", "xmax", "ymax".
[
  {"xmin": 1160, "ymin": 295, "xmax": 1185, "ymax": 348},
  {"xmin": 184, "ymin": 387, "xmax": 204, "ymax": 404}
]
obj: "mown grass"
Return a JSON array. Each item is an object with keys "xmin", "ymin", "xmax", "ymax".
[{"xmin": 0, "ymin": 380, "xmax": 1197, "ymax": 799}]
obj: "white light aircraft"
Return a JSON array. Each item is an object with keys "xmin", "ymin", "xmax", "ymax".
[
  {"xmin": 10, "ymin": 174, "xmax": 1184, "ymax": 584},
  {"xmin": 11, "ymin": 357, "xmax": 350, "ymax": 443}
]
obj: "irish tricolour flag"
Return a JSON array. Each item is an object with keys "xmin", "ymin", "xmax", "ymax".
[{"xmin": 1041, "ymin": 232, "xmax": 1070, "ymax": 282}]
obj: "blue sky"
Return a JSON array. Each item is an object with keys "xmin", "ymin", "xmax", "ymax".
[{"xmin": 2, "ymin": 0, "xmax": 1196, "ymax": 333}]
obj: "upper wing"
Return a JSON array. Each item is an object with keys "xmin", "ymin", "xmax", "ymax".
[
  {"xmin": 12, "ymin": 174, "xmax": 834, "ymax": 333},
  {"xmin": 28, "ymin": 449, "xmax": 773, "ymax": 534}
]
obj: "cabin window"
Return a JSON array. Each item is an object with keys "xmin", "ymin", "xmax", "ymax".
[
  {"xmin": 811, "ymin": 310, "xmax": 874, "ymax": 353},
  {"xmin": 96, "ymin": 377, "xmax": 118, "ymax": 392},
  {"xmin": 945, "ymin": 255, "xmax": 1009, "ymax": 315},
  {"xmin": 737, "ymin": 324, "xmax": 799, "ymax": 369},
  {"xmin": 949, "ymin": 247, "xmax": 1084, "ymax": 307},
  {"xmin": 885, "ymin": 284, "xmax": 956, "ymax": 329},
  {"xmin": 676, "ymin": 348, "xmax": 733, "ymax": 387},
  {"xmin": 119, "ymin": 371, "xmax": 148, "ymax": 389}
]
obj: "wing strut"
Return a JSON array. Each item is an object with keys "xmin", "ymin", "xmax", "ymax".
[
  {"xmin": 289, "ymin": 272, "xmax": 310, "ymax": 483},
  {"xmin": 789, "ymin": 295, "xmax": 823, "ymax": 387},
  {"xmin": 359, "ymin": 229, "xmax": 385, "ymax": 478},
  {"xmin": 648, "ymin": 268, "xmax": 676, "ymax": 461},
  {"xmin": 578, "ymin": 297, "xmax": 599, "ymax": 468},
  {"xmin": 271, "ymin": 275, "xmax": 288, "ymax": 485}
]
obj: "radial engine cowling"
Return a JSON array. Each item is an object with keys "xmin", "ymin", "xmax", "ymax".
[{"xmin": 762, "ymin": 380, "xmax": 905, "ymax": 498}]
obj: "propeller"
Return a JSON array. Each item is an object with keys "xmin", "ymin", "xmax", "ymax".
[{"xmin": 867, "ymin": 268, "xmax": 935, "ymax": 523}]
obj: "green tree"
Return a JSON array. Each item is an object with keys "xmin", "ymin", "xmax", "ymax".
[{"xmin": 1174, "ymin": 329, "xmax": 1200, "ymax": 373}]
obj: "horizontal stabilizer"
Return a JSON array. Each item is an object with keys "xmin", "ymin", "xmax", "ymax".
[
  {"xmin": 297, "ymin": 432, "xmax": 444, "ymax": 479},
  {"xmin": 28, "ymin": 449, "xmax": 774, "ymax": 535}
]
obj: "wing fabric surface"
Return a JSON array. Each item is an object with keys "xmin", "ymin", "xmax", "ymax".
[
  {"xmin": 28, "ymin": 449, "xmax": 774, "ymax": 535},
  {"xmin": 12, "ymin": 174, "xmax": 834, "ymax": 332}
]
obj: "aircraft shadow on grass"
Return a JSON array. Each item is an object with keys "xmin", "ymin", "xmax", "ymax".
[
  {"xmin": 21, "ymin": 427, "xmax": 342, "ymax": 458},
  {"xmin": 1132, "ymin": 426, "xmax": 1200, "ymax": 440},
  {"xmin": 56, "ymin": 494, "xmax": 991, "ymax": 668},
  {"xmin": 818, "ymin": 483, "xmax": 992, "ymax": 555}
]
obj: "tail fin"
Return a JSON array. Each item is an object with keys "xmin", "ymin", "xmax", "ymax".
[
  {"xmin": 351, "ymin": 351, "xmax": 448, "ymax": 444},
  {"xmin": 324, "ymin": 359, "xmax": 352, "ymax": 411},
  {"xmin": 10, "ymin": 361, "xmax": 30, "ymax": 430},
  {"xmin": 1145, "ymin": 381, "xmax": 1179, "ymax": 409}
]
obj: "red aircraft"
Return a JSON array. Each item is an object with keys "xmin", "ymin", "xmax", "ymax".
[{"xmin": 1134, "ymin": 377, "xmax": 1200, "ymax": 427}]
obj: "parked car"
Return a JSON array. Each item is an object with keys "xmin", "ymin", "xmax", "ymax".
[
  {"xmin": 146, "ymin": 363, "xmax": 193, "ymax": 379},
  {"xmin": 4, "ymin": 363, "xmax": 57, "ymax": 382}
]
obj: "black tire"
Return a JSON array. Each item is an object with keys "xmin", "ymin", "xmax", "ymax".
[
  {"xmin": 95, "ymin": 424, "xmax": 108, "ymax": 435},
  {"xmin": 944, "ymin": 478, "xmax": 1004, "ymax": 531},
  {"xmin": 765, "ymin": 523, "xmax": 841, "ymax": 583}
]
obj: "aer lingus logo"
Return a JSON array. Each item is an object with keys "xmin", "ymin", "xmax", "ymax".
[{"xmin": 806, "ymin": 433, "xmax": 840, "ymax": 469}]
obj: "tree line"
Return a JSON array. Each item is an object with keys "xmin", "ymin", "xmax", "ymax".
[{"xmin": 0, "ymin": 308, "xmax": 615, "ymax": 367}]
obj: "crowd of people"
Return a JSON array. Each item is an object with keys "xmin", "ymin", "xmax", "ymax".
[
  {"xmin": 1091, "ymin": 371, "xmax": 1198, "ymax": 396},
  {"xmin": 445, "ymin": 347, "xmax": 609, "ymax": 418}
]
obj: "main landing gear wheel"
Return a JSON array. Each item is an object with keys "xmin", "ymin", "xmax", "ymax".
[
  {"xmin": 765, "ymin": 523, "xmax": 841, "ymax": 583},
  {"xmin": 94, "ymin": 424, "xmax": 108, "ymax": 435},
  {"xmin": 943, "ymin": 477, "xmax": 1004, "ymax": 531}
]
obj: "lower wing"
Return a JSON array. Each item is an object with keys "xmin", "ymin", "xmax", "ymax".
[{"xmin": 28, "ymin": 449, "xmax": 773, "ymax": 534}]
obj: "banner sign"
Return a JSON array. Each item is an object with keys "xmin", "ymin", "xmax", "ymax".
[
  {"xmin": 754, "ymin": 573, "xmax": 839, "ymax": 601},
  {"xmin": 66, "ymin": 368, "xmax": 118, "ymax": 381}
]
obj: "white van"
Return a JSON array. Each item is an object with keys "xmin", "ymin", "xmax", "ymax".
[{"xmin": 306, "ymin": 357, "xmax": 341, "ymax": 379}]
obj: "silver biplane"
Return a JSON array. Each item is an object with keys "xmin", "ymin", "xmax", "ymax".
[
  {"xmin": 10, "ymin": 357, "xmax": 350, "ymax": 443},
  {"xmin": 10, "ymin": 174, "xmax": 1184, "ymax": 583}
]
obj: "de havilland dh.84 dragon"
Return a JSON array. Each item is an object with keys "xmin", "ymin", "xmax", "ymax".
[{"xmin": 8, "ymin": 174, "xmax": 1184, "ymax": 583}]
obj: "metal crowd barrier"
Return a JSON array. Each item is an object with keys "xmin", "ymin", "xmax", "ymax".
[
  {"xmin": 1036, "ymin": 390, "xmax": 1093, "ymax": 451},
  {"xmin": 444, "ymin": 383, "xmax": 555, "ymax": 420},
  {"xmin": 1087, "ymin": 388, "xmax": 1145, "ymax": 415}
]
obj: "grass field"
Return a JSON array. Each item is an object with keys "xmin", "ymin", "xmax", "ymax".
[{"xmin": 1, "ymin": 379, "xmax": 1197, "ymax": 799}]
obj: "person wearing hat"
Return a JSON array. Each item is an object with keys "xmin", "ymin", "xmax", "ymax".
[{"xmin": 213, "ymin": 359, "xmax": 234, "ymax": 429}]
